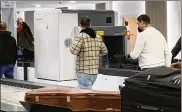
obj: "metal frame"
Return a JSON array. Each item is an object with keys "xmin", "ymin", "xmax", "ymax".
[
  {"xmin": 120, "ymin": 13, "xmax": 139, "ymax": 35},
  {"xmin": 0, "ymin": 78, "xmax": 67, "ymax": 89},
  {"xmin": 1, "ymin": 1, "xmax": 17, "ymax": 80},
  {"xmin": 120, "ymin": 13, "xmax": 139, "ymax": 54},
  {"xmin": 99, "ymin": 67, "xmax": 140, "ymax": 77}
]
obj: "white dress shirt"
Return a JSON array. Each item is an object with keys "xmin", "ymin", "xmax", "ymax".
[{"xmin": 130, "ymin": 27, "xmax": 172, "ymax": 69}]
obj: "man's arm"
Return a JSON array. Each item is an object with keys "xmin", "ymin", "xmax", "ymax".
[
  {"xmin": 100, "ymin": 40, "xmax": 108, "ymax": 56},
  {"xmin": 70, "ymin": 36, "xmax": 83, "ymax": 55},
  {"xmin": 11, "ymin": 37, "xmax": 18, "ymax": 65},
  {"xmin": 23, "ymin": 22, "xmax": 34, "ymax": 42},
  {"xmin": 171, "ymin": 37, "xmax": 181, "ymax": 59},
  {"xmin": 164, "ymin": 41, "xmax": 172, "ymax": 67},
  {"xmin": 130, "ymin": 34, "xmax": 145, "ymax": 59}
]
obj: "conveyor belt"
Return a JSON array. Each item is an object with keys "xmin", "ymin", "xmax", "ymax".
[
  {"xmin": 1, "ymin": 84, "xmax": 29, "ymax": 111},
  {"xmin": 0, "ymin": 78, "xmax": 70, "ymax": 112},
  {"xmin": 1, "ymin": 68, "xmax": 139, "ymax": 112},
  {"xmin": 99, "ymin": 67, "xmax": 140, "ymax": 77},
  {"xmin": 0, "ymin": 78, "xmax": 68, "ymax": 89},
  {"xmin": 1, "ymin": 102, "xmax": 26, "ymax": 112}
]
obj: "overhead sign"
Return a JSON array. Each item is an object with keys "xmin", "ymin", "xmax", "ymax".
[{"xmin": 96, "ymin": 30, "xmax": 104, "ymax": 36}]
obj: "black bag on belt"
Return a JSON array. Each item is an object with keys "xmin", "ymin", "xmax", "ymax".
[{"xmin": 119, "ymin": 66, "xmax": 181, "ymax": 112}]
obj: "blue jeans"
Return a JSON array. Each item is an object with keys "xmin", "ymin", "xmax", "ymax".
[
  {"xmin": 0, "ymin": 64, "xmax": 14, "ymax": 79},
  {"xmin": 77, "ymin": 72, "xmax": 97, "ymax": 89}
]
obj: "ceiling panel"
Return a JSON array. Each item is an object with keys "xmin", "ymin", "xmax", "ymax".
[{"xmin": 16, "ymin": 1, "xmax": 106, "ymax": 8}]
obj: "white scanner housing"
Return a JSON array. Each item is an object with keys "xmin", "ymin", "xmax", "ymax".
[{"xmin": 34, "ymin": 9, "xmax": 79, "ymax": 81}]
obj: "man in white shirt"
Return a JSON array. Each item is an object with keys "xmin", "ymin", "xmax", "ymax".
[{"xmin": 130, "ymin": 14, "xmax": 172, "ymax": 70}]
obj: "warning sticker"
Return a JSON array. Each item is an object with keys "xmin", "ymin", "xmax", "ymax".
[
  {"xmin": 46, "ymin": 25, "xmax": 48, "ymax": 30},
  {"xmin": 96, "ymin": 31, "xmax": 104, "ymax": 36}
]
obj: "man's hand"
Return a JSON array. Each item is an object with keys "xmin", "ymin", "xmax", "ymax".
[
  {"xmin": 125, "ymin": 54, "xmax": 131, "ymax": 59},
  {"xmin": 170, "ymin": 62, "xmax": 181, "ymax": 69}
]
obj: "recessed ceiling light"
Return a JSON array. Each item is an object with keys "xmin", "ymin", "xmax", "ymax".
[
  {"xmin": 34, "ymin": 4, "xmax": 41, "ymax": 7},
  {"xmin": 70, "ymin": 1, "xmax": 76, "ymax": 3}
]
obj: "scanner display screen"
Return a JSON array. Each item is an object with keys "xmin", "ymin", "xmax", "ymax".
[{"xmin": 100, "ymin": 35, "xmax": 125, "ymax": 68}]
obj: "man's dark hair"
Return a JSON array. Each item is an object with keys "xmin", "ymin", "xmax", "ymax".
[
  {"xmin": 0, "ymin": 22, "xmax": 7, "ymax": 31},
  {"xmin": 80, "ymin": 16, "xmax": 90, "ymax": 27},
  {"xmin": 137, "ymin": 14, "xmax": 150, "ymax": 25}
]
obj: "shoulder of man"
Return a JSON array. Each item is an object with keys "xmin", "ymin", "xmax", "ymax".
[
  {"xmin": 78, "ymin": 32, "xmax": 96, "ymax": 40},
  {"xmin": 138, "ymin": 27, "xmax": 156, "ymax": 38},
  {"xmin": 152, "ymin": 27, "xmax": 166, "ymax": 39},
  {"xmin": 79, "ymin": 32, "xmax": 87, "ymax": 38},
  {"xmin": 137, "ymin": 31, "xmax": 145, "ymax": 38},
  {"xmin": 8, "ymin": 36, "xmax": 16, "ymax": 43},
  {"xmin": 96, "ymin": 35, "xmax": 103, "ymax": 41}
]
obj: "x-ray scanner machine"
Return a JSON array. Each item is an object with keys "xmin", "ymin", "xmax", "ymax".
[{"xmin": 34, "ymin": 9, "xmax": 78, "ymax": 81}]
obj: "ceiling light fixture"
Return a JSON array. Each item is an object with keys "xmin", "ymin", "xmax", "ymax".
[
  {"xmin": 34, "ymin": 4, "xmax": 41, "ymax": 8},
  {"xmin": 69, "ymin": 1, "xmax": 76, "ymax": 3}
]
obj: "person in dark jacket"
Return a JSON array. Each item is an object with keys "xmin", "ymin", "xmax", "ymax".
[
  {"xmin": 171, "ymin": 37, "xmax": 181, "ymax": 59},
  {"xmin": 17, "ymin": 18, "xmax": 34, "ymax": 60},
  {"xmin": 0, "ymin": 22, "xmax": 17, "ymax": 79}
]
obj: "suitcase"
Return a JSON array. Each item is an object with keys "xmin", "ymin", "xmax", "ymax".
[
  {"xmin": 120, "ymin": 66, "xmax": 181, "ymax": 112},
  {"xmin": 25, "ymin": 87, "xmax": 121, "ymax": 111}
]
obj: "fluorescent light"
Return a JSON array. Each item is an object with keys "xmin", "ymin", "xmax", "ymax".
[
  {"xmin": 34, "ymin": 4, "xmax": 41, "ymax": 7},
  {"xmin": 70, "ymin": 1, "xmax": 76, "ymax": 3}
]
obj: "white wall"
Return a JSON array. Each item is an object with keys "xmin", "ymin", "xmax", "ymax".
[
  {"xmin": 68, "ymin": 4, "xmax": 95, "ymax": 10},
  {"xmin": 167, "ymin": 1, "xmax": 181, "ymax": 59},
  {"xmin": 1, "ymin": 1, "xmax": 17, "ymax": 38},
  {"xmin": 16, "ymin": 8, "xmax": 55, "ymax": 22},
  {"xmin": 16, "ymin": 11, "xmax": 24, "ymax": 20},
  {"xmin": 112, "ymin": 1, "xmax": 145, "ymax": 26},
  {"xmin": 105, "ymin": 1, "xmax": 113, "ymax": 10}
]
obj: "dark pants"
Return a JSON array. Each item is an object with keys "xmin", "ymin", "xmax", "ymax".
[
  {"xmin": 23, "ymin": 49, "xmax": 34, "ymax": 60},
  {"xmin": 0, "ymin": 64, "xmax": 14, "ymax": 79}
]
